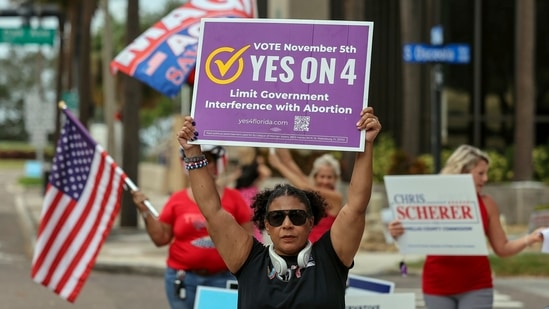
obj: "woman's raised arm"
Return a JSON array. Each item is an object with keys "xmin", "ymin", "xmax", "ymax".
[
  {"xmin": 177, "ymin": 116, "xmax": 253, "ymax": 273},
  {"xmin": 330, "ymin": 107, "xmax": 381, "ymax": 266}
]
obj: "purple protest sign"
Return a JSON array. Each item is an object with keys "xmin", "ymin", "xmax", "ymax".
[{"xmin": 191, "ymin": 18, "xmax": 374, "ymax": 151}]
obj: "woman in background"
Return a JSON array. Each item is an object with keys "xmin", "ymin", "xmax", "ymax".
[
  {"xmin": 268, "ymin": 149, "xmax": 343, "ymax": 242},
  {"xmin": 388, "ymin": 144, "xmax": 545, "ymax": 309}
]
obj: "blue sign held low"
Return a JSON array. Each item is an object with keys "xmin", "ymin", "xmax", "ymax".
[
  {"xmin": 403, "ymin": 43, "xmax": 471, "ymax": 64},
  {"xmin": 347, "ymin": 274, "xmax": 395, "ymax": 294}
]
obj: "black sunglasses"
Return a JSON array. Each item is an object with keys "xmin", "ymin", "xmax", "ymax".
[{"xmin": 266, "ymin": 210, "xmax": 310, "ymax": 227}]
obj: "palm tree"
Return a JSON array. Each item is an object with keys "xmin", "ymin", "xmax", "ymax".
[
  {"xmin": 120, "ymin": 0, "xmax": 142, "ymax": 227},
  {"xmin": 513, "ymin": 0, "xmax": 535, "ymax": 180},
  {"xmin": 400, "ymin": 0, "xmax": 423, "ymax": 159},
  {"xmin": 99, "ymin": 0, "xmax": 117, "ymax": 161},
  {"xmin": 77, "ymin": 0, "xmax": 98, "ymax": 128}
]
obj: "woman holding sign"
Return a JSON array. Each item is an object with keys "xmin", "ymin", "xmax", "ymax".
[
  {"xmin": 388, "ymin": 144, "xmax": 545, "ymax": 309},
  {"xmin": 177, "ymin": 107, "xmax": 381, "ymax": 308}
]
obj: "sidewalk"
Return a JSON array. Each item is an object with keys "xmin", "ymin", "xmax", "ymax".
[{"xmin": 13, "ymin": 177, "xmax": 422, "ymax": 278}]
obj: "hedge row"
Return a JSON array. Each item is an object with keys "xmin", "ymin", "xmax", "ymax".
[{"xmin": 0, "ymin": 150, "xmax": 53, "ymax": 160}]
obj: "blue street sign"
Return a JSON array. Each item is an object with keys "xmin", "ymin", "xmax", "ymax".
[{"xmin": 403, "ymin": 43, "xmax": 471, "ymax": 64}]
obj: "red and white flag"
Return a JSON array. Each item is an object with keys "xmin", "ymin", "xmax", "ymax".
[{"xmin": 31, "ymin": 107, "xmax": 127, "ymax": 302}]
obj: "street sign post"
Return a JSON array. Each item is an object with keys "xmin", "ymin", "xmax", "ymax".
[
  {"xmin": 24, "ymin": 91, "xmax": 55, "ymax": 172},
  {"xmin": 0, "ymin": 26, "xmax": 55, "ymax": 45},
  {"xmin": 402, "ymin": 25, "xmax": 471, "ymax": 172},
  {"xmin": 62, "ymin": 90, "xmax": 79, "ymax": 113}
]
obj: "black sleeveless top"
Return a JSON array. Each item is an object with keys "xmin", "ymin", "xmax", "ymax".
[{"xmin": 235, "ymin": 232, "xmax": 350, "ymax": 308}]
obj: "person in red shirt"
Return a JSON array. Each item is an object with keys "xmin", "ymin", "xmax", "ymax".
[
  {"xmin": 268, "ymin": 149, "xmax": 343, "ymax": 243},
  {"xmin": 388, "ymin": 144, "xmax": 545, "ymax": 309},
  {"xmin": 131, "ymin": 145, "xmax": 253, "ymax": 309}
]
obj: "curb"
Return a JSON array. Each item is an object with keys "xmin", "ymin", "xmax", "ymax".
[
  {"xmin": 93, "ymin": 261, "xmax": 165, "ymax": 276},
  {"xmin": 11, "ymin": 183, "xmax": 37, "ymax": 259}
]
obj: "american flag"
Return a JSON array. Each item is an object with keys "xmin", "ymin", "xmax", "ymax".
[{"xmin": 31, "ymin": 107, "xmax": 127, "ymax": 302}]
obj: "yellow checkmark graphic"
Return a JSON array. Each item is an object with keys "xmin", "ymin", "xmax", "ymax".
[{"xmin": 205, "ymin": 45, "xmax": 251, "ymax": 85}]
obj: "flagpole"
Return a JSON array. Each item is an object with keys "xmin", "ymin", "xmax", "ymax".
[
  {"xmin": 57, "ymin": 101, "xmax": 159, "ymax": 219},
  {"xmin": 123, "ymin": 178, "xmax": 159, "ymax": 218}
]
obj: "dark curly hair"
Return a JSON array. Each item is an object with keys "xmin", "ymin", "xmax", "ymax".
[{"xmin": 251, "ymin": 183, "xmax": 327, "ymax": 230}]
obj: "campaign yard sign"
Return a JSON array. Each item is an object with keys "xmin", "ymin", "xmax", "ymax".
[
  {"xmin": 346, "ymin": 274, "xmax": 395, "ymax": 295},
  {"xmin": 194, "ymin": 284, "xmax": 414, "ymax": 309},
  {"xmin": 384, "ymin": 174, "xmax": 489, "ymax": 255},
  {"xmin": 194, "ymin": 286, "xmax": 237, "ymax": 309},
  {"xmin": 191, "ymin": 18, "xmax": 374, "ymax": 151}
]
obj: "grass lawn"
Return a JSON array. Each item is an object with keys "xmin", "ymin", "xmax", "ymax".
[
  {"xmin": 0, "ymin": 159, "xmax": 44, "ymax": 187},
  {"xmin": 489, "ymin": 251, "xmax": 549, "ymax": 276},
  {"xmin": 0, "ymin": 159, "xmax": 25, "ymax": 169},
  {"xmin": 405, "ymin": 247, "xmax": 549, "ymax": 276}
]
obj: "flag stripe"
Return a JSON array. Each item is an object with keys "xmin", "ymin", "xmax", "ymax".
[
  {"xmin": 65, "ymin": 164, "xmax": 123, "ymax": 301},
  {"xmin": 47, "ymin": 150, "xmax": 108, "ymax": 289},
  {"xmin": 56, "ymin": 153, "xmax": 120, "ymax": 299},
  {"xmin": 31, "ymin": 188, "xmax": 65, "ymax": 276},
  {"xmin": 32, "ymin": 193, "xmax": 77, "ymax": 282},
  {"xmin": 31, "ymin": 108, "xmax": 126, "ymax": 303}
]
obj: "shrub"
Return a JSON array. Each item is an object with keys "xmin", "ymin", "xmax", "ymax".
[
  {"xmin": 533, "ymin": 144, "xmax": 549, "ymax": 184},
  {"xmin": 0, "ymin": 142, "xmax": 54, "ymax": 160},
  {"xmin": 372, "ymin": 134, "xmax": 397, "ymax": 183},
  {"xmin": 371, "ymin": 138, "xmax": 517, "ymax": 183},
  {"xmin": 18, "ymin": 176, "xmax": 43, "ymax": 187},
  {"xmin": 486, "ymin": 150, "xmax": 512, "ymax": 182}
]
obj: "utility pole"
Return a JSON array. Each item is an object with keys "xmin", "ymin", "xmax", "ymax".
[
  {"xmin": 430, "ymin": 0, "xmax": 442, "ymax": 173},
  {"xmin": 473, "ymin": 0, "xmax": 482, "ymax": 147}
]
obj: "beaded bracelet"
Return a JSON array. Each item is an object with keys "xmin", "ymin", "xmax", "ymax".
[
  {"xmin": 185, "ymin": 158, "xmax": 208, "ymax": 170},
  {"xmin": 183, "ymin": 154, "xmax": 206, "ymax": 164}
]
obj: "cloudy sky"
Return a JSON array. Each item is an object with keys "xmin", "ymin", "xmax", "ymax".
[
  {"xmin": 0, "ymin": 0, "xmax": 168, "ymax": 29},
  {"xmin": 0, "ymin": 0, "xmax": 170, "ymax": 56}
]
